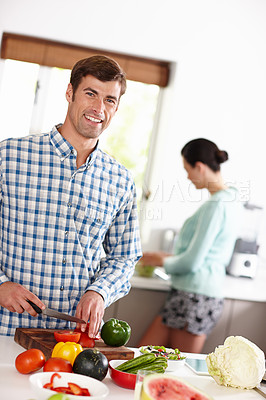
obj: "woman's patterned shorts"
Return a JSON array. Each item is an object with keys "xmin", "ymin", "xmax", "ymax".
[{"xmin": 160, "ymin": 288, "xmax": 224, "ymax": 336}]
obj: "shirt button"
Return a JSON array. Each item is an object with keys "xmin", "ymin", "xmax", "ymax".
[
  {"xmin": 62, "ymin": 258, "xmax": 66, "ymax": 264},
  {"xmin": 60, "ymin": 286, "xmax": 64, "ymax": 291},
  {"xmin": 65, "ymin": 230, "xmax": 69, "ymax": 236},
  {"xmin": 67, "ymin": 202, "xmax": 72, "ymax": 208}
]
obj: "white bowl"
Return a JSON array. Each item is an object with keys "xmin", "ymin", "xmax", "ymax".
[
  {"xmin": 29, "ymin": 371, "xmax": 109, "ymax": 400},
  {"xmin": 138, "ymin": 347, "xmax": 186, "ymax": 372},
  {"xmin": 166, "ymin": 358, "xmax": 186, "ymax": 372}
]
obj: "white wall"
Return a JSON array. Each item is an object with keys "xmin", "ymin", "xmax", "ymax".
[{"xmin": 1, "ymin": 0, "xmax": 266, "ymax": 254}]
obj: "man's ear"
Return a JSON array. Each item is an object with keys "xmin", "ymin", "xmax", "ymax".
[{"xmin": 66, "ymin": 83, "xmax": 73, "ymax": 103}]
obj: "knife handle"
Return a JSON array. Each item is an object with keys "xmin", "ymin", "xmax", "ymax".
[{"xmin": 27, "ymin": 300, "xmax": 42, "ymax": 314}]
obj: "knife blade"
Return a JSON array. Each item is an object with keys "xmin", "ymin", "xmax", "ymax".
[
  {"xmin": 154, "ymin": 268, "xmax": 170, "ymax": 281},
  {"xmin": 27, "ymin": 300, "xmax": 86, "ymax": 324}
]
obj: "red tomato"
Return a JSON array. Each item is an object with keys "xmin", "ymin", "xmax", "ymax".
[
  {"xmin": 78, "ymin": 332, "xmax": 95, "ymax": 348},
  {"xmin": 54, "ymin": 330, "xmax": 81, "ymax": 343},
  {"xmin": 75, "ymin": 323, "xmax": 100, "ymax": 342},
  {"xmin": 75, "ymin": 323, "xmax": 90, "ymax": 333},
  {"xmin": 15, "ymin": 348, "xmax": 45, "ymax": 374},
  {"xmin": 43, "ymin": 357, "xmax": 73, "ymax": 373}
]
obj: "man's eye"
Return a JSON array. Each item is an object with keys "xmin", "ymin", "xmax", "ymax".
[
  {"xmin": 85, "ymin": 91, "xmax": 94, "ymax": 97},
  {"xmin": 106, "ymin": 98, "xmax": 116, "ymax": 105}
]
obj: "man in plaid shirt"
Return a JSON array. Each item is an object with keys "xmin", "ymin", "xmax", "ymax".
[{"xmin": 0, "ymin": 55, "xmax": 142, "ymax": 337}]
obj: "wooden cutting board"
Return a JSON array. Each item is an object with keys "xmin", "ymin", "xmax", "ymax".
[{"xmin": 14, "ymin": 328, "xmax": 134, "ymax": 361}]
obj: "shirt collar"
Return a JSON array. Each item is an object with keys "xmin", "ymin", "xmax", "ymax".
[{"xmin": 49, "ymin": 125, "xmax": 99, "ymax": 166}]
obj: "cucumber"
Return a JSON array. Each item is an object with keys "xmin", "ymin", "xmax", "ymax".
[
  {"xmin": 116, "ymin": 353, "xmax": 156, "ymax": 372},
  {"xmin": 140, "ymin": 362, "xmax": 167, "ymax": 370},
  {"xmin": 126, "ymin": 360, "xmax": 167, "ymax": 372},
  {"xmin": 127, "ymin": 361, "xmax": 167, "ymax": 374},
  {"xmin": 151, "ymin": 357, "xmax": 168, "ymax": 365},
  {"xmin": 154, "ymin": 356, "xmax": 168, "ymax": 362},
  {"xmin": 124, "ymin": 357, "xmax": 168, "ymax": 374},
  {"xmin": 128, "ymin": 366, "xmax": 166, "ymax": 374}
]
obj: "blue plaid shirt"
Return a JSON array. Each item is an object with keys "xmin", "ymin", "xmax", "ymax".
[{"xmin": 0, "ymin": 126, "xmax": 142, "ymax": 335}]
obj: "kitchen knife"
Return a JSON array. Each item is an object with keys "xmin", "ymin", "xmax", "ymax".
[
  {"xmin": 254, "ymin": 372, "xmax": 266, "ymax": 399},
  {"xmin": 254, "ymin": 386, "xmax": 266, "ymax": 399},
  {"xmin": 27, "ymin": 300, "xmax": 86, "ymax": 324},
  {"xmin": 154, "ymin": 268, "xmax": 170, "ymax": 281}
]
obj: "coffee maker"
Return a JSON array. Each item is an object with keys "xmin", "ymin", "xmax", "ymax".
[{"xmin": 227, "ymin": 202, "xmax": 263, "ymax": 278}]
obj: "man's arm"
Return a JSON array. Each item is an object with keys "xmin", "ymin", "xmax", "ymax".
[
  {"xmin": 0, "ymin": 163, "xmax": 45, "ymax": 318},
  {"xmin": 75, "ymin": 182, "xmax": 142, "ymax": 338}
]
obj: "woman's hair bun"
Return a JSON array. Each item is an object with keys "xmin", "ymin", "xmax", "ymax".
[
  {"xmin": 181, "ymin": 138, "xmax": 229, "ymax": 171},
  {"xmin": 215, "ymin": 150, "xmax": 228, "ymax": 164}
]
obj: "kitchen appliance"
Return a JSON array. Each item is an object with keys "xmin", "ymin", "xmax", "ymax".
[
  {"xmin": 226, "ymin": 202, "xmax": 263, "ymax": 278},
  {"xmin": 161, "ymin": 228, "xmax": 178, "ymax": 253}
]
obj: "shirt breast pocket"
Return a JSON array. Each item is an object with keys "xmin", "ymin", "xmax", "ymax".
[{"xmin": 85, "ymin": 207, "xmax": 114, "ymax": 242}]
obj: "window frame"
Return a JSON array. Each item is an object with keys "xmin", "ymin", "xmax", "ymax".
[
  {"xmin": 0, "ymin": 33, "xmax": 174, "ymax": 233},
  {"xmin": 0, "ymin": 32, "xmax": 171, "ymax": 87}
]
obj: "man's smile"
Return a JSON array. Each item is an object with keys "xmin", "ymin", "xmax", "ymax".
[{"xmin": 84, "ymin": 114, "xmax": 103, "ymax": 123}]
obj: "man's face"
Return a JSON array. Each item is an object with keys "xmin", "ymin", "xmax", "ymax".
[{"xmin": 66, "ymin": 75, "xmax": 121, "ymax": 140}]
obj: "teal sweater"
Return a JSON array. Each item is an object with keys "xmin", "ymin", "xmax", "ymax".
[{"xmin": 164, "ymin": 187, "xmax": 241, "ymax": 298}]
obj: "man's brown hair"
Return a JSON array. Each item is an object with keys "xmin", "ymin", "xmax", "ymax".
[{"xmin": 70, "ymin": 55, "xmax": 126, "ymax": 99}]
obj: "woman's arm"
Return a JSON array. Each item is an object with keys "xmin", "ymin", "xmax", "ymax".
[
  {"xmin": 138, "ymin": 251, "xmax": 172, "ymax": 267},
  {"xmin": 164, "ymin": 200, "xmax": 224, "ymax": 275}
]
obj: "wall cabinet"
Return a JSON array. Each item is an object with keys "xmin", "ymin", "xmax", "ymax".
[{"xmin": 104, "ymin": 288, "xmax": 266, "ymax": 354}]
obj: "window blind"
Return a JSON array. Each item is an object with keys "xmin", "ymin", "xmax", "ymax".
[{"xmin": 1, "ymin": 32, "xmax": 170, "ymax": 87}]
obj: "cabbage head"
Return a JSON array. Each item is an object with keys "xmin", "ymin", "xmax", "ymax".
[{"xmin": 206, "ymin": 336, "xmax": 265, "ymax": 389}]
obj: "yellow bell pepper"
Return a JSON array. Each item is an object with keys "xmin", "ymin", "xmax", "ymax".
[{"xmin": 51, "ymin": 341, "xmax": 83, "ymax": 365}]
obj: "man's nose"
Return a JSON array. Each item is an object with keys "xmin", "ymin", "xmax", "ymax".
[{"xmin": 92, "ymin": 97, "xmax": 104, "ymax": 114}]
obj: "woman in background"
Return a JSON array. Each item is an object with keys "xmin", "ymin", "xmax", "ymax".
[{"xmin": 138, "ymin": 138, "xmax": 241, "ymax": 353}]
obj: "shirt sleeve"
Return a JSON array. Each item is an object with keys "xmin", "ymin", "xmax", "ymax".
[
  {"xmin": 85, "ymin": 180, "xmax": 142, "ymax": 307},
  {"xmin": 164, "ymin": 200, "xmax": 224, "ymax": 275},
  {"xmin": 0, "ymin": 156, "xmax": 9, "ymax": 285}
]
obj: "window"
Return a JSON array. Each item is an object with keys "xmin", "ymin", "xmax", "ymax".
[
  {"xmin": 0, "ymin": 60, "xmax": 160, "ymax": 204},
  {"xmin": 0, "ymin": 32, "xmax": 171, "ymax": 216},
  {"xmin": 30, "ymin": 66, "xmax": 71, "ymax": 133},
  {"xmin": 0, "ymin": 59, "xmax": 39, "ymax": 138},
  {"xmin": 102, "ymin": 80, "xmax": 160, "ymax": 201}
]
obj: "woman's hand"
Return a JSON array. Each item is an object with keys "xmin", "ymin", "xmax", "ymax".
[{"xmin": 139, "ymin": 251, "xmax": 171, "ymax": 267}]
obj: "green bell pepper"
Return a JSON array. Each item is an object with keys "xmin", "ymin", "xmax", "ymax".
[{"xmin": 100, "ymin": 318, "xmax": 131, "ymax": 347}]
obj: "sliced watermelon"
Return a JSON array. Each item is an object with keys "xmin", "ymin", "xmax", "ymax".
[{"xmin": 141, "ymin": 374, "xmax": 213, "ymax": 400}]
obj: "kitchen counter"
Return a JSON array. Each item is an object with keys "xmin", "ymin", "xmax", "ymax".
[
  {"xmin": 0, "ymin": 335, "xmax": 264, "ymax": 400},
  {"xmin": 131, "ymin": 265, "xmax": 266, "ymax": 302}
]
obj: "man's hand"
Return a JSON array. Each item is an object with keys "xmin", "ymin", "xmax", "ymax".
[
  {"xmin": 75, "ymin": 291, "xmax": 104, "ymax": 338},
  {"xmin": 0, "ymin": 281, "xmax": 45, "ymax": 316}
]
